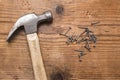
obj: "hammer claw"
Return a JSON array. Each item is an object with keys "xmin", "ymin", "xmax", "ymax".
[{"xmin": 6, "ymin": 23, "xmax": 21, "ymax": 42}]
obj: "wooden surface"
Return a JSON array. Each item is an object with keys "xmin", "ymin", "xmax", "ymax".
[{"xmin": 0, "ymin": 0, "xmax": 120, "ymax": 80}]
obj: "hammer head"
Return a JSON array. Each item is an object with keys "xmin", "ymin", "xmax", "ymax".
[{"xmin": 7, "ymin": 11, "xmax": 53, "ymax": 42}]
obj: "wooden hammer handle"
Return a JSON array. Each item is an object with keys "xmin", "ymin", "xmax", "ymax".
[{"xmin": 27, "ymin": 33, "xmax": 47, "ymax": 80}]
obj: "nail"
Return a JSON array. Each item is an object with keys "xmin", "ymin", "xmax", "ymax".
[
  {"xmin": 66, "ymin": 32, "xmax": 75, "ymax": 45},
  {"xmin": 93, "ymin": 42, "xmax": 96, "ymax": 48},
  {"xmin": 77, "ymin": 37, "xmax": 85, "ymax": 44},
  {"xmin": 75, "ymin": 49, "xmax": 86, "ymax": 62},
  {"xmin": 91, "ymin": 34, "xmax": 97, "ymax": 47},
  {"xmin": 79, "ymin": 55, "xmax": 82, "ymax": 59},
  {"xmin": 65, "ymin": 27, "xmax": 71, "ymax": 34},
  {"xmin": 84, "ymin": 29, "xmax": 94, "ymax": 41},
  {"xmin": 59, "ymin": 27, "xmax": 71, "ymax": 37},
  {"xmin": 90, "ymin": 34, "xmax": 97, "ymax": 43},
  {"xmin": 91, "ymin": 21, "xmax": 100, "ymax": 25},
  {"xmin": 76, "ymin": 31, "xmax": 86, "ymax": 41},
  {"xmin": 84, "ymin": 39, "xmax": 91, "ymax": 52},
  {"xmin": 85, "ymin": 29, "xmax": 93, "ymax": 35},
  {"xmin": 71, "ymin": 33, "xmax": 77, "ymax": 42},
  {"xmin": 74, "ymin": 50, "xmax": 83, "ymax": 52},
  {"xmin": 59, "ymin": 33, "xmax": 68, "ymax": 37},
  {"xmin": 66, "ymin": 36, "xmax": 73, "ymax": 45},
  {"xmin": 75, "ymin": 50, "xmax": 85, "ymax": 56},
  {"xmin": 78, "ymin": 27, "xmax": 93, "ymax": 39},
  {"xmin": 66, "ymin": 40, "xmax": 70, "ymax": 45},
  {"xmin": 68, "ymin": 32, "xmax": 75, "ymax": 41},
  {"xmin": 80, "ymin": 52, "xmax": 84, "ymax": 56},
  {"xmin": 78, "ymin": 27, "xmax": 88, "ymax": 30},
  {"xmin": 84, "ymin": 46, "xmax": 91, "ymax": 52},
  {"xmin": 78, "ymin": 27, "xmax": 93, "ymax": 33},
  {"xmin": 79, "ymin": 51, "xmax": 85, "ymax": 62},
  {"xmin": 93, "ymin": 36, "xmax": 96, "ymax": 43}
]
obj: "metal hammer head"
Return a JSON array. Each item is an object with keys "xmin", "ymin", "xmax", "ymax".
[{"xmin": 7, "ymin": 11, "xmax": 53, "ymax": 42}]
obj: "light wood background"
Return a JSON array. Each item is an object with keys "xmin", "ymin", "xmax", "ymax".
[{"xmin": 0, "ymin": 0, "xmax": 120, "ymax": 80}]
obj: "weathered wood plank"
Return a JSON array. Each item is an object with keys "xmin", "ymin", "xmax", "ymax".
[{"xmin": 0, "ymin": 0, "xmax": 120, "ymax": 80}]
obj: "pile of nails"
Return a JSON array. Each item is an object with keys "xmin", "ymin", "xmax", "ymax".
[{"xmin": 59, "ymin": 27, "xmax": 97, "ymax": 62}]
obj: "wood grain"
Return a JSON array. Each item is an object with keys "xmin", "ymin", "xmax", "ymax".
[
  {"xmin": 0, "ymin": 0, "xmax": 120, "ymax": 80},
  {"xmin": 27, "ymin": 33, "xmax": 47, "ymax": 80}
]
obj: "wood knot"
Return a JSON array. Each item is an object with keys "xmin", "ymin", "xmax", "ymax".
[
  {"xmin": 53, "ymin": 72, "xmax": 64, "ymax": 80},
  {"xmin": 56, "ymin": 5, "xmax": 64, "ymax": 15},
  {"xmin": 50, "ymin": 66, "xmax": 72, "ymax": 80},
  {"xmin": 51, "ymin": 68, "xmax": 64, "ymax": 80}
]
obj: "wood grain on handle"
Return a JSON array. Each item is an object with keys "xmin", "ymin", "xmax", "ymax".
[{"xmin": 27, "ymin": 33, "xmax": 47, "ymax": 80}]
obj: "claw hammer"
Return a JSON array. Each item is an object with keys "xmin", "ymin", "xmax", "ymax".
[{"xmin": 6, "ymin": 11, "xmax": 53, "ymax": 80}]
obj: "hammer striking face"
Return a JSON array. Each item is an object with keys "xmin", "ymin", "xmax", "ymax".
[
  {"xmin": 7, "ymin": 11, "xmax": 53, "ymax": 42},
  {"xmin": 7, "ymin": 11, "xmax": 53, "ymax": 80}
]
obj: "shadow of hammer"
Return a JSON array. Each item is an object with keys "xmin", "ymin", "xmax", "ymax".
[{"xmin": 6, "ymin": 11, "xmax": 53, "ymax": 80}]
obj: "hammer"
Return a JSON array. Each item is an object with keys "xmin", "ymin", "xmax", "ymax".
[{"xmin": 6, "ymin": 11, "xmax": 53, "ymax": 80}]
